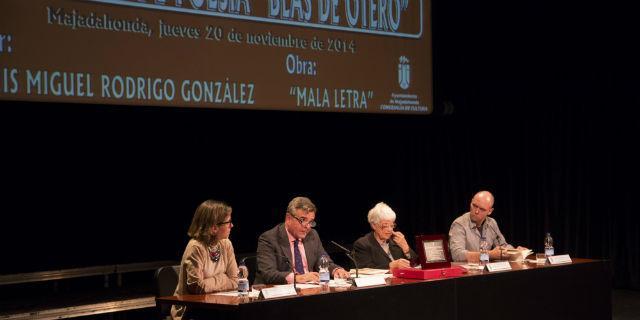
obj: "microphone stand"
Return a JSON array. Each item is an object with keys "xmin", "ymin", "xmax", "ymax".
[
  {"xmin": 282, "ymin": 256, "xmax": 297, "ymax": 291},
  {"xmin": 487, "ymin": 222, "xmax": 507, "ymax": 260},
  {"xmin": 330, "ymin": 241, "xmax": 359, "ymax": 280}
]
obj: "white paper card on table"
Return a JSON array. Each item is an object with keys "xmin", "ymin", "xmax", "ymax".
[
  {"xmin": 353, "ymin": 276, "xmax": 386, "ymax": 287},
  {"xmin": 485, "ymin": 261, "xmax": 512, "ymax": 272},
  {"xmin": 548, "ymin": 254, "xmax": 572, "ymax": 265},
  {"xmin": 294, "ymin": 283, "xmax": 320, "ymax": 289},
  {"xmin": 260, "ymin": 285, "xmax": 298, "ymax": 299}
]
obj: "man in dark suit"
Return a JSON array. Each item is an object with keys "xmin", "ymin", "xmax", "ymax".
[
  {"xmin": 353, "ymin": 202, "xmax": 417, "ymax": 270},
  {"xmin": 255, "ymin": 196, "xmax": 350, "ymax": 284}
]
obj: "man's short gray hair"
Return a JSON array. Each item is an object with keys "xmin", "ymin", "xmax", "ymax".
[
  {"xmin": 286, "ymin": 196, "xmax": 317, "ymax": 215},
  {"xmin": 367, "ymin": 202, "xmax": 396, "ymax": 225}
]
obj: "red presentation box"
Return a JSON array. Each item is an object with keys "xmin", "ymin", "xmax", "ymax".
[{"xmin": 393, "ymin": 266, "xmax": 466, "ymax": 280}]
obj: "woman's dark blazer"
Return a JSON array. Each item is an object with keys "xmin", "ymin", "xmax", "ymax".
[{"xmin": 353, "ymin": 232, "xmax": 417, "ymax": 269}]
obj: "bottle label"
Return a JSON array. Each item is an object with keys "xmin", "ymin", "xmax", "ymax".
[
  {"xmin": 480, "ymin": 252, "xmax": 489, "ymax": 263},
  {"xmin": 319, "ymin": 271, "xmax": 330, "ymax": 283},
  {"xmin": 238, "ymin": 279, "xmax": 249, "ymax": 294},
  {"xmin": 545, "ymin": 248, "xmax": 554, "ymax": 257}
]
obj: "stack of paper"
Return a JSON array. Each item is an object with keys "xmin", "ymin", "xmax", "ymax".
[
  {"xmin": 329, "ymin": 279, "xmax": 352, "ymax": 288},
  {"xmin": 460, "ymin": 263, "xmax": 484, "ymax": 271}
]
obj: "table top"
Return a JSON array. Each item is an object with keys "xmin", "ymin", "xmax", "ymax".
[{"xmin": 157, "ymin": 258, "xmax": 601, "ymax": 309}]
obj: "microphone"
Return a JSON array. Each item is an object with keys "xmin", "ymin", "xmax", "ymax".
[
  {"xmin": 330, "ymin": 240, "xmax": 359, "ymax": 279},
  {"xmin": 256, "ymin": 254, "xmax": 297, "ymax": 299},
  {"xmin": 277, "ymin": 254, "xmax": 297, "ymax": 291},
  {"xmin": 487, "ymin": 221, "xmax": 507, "ymax": 248},
  {"xmin": 239, "ymin": 255, "xmax": 255, "ymax": 265},
  {"xmin": 486, "ymin": 220, "xmax": 508, "ymax": 260}
]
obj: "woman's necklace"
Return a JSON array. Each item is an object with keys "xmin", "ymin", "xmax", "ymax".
[{"xmin": 209, "ymin": 242, "xmax": 221, "ymax": 262}]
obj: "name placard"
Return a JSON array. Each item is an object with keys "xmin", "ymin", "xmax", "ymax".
[
  {"xmin": 354, "ymin": 276, "xmax": 387, "ymax": 288},
  {"xmin": 548, "ymin": 255, "xmax": 572, "ymax": 265},
  {"xmin": 260, "ymin": 285, "xmax": 298, "ymax": 299},
  {"xmin": 485, "ymin": 261, "xmax": 512, "ymax": 272}
]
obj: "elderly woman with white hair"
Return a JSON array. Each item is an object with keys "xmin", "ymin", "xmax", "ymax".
[{"xmin": 353, "ymin": 202, "xmax": 417, "ymax": 270}]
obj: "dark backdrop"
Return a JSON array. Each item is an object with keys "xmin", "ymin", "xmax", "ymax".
[{"xmin": 0, "ymin": 1, "xmax": 637, "ymax": 289}]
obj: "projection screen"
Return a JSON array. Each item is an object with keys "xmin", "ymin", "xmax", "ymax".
[{"xmin": 0, "ymin": 0, "xmax": 432, "ymax": 114}]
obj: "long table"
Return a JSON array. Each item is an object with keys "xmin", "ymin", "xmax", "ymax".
[{"xmin": 156, "ymin": 258, "xmax": 611, "ymax": 320}]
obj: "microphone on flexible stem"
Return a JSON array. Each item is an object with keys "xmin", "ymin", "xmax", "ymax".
[
  {"xmin": 488, "ymin": 222, "xmax": 507, "ymax": 248},
  {"xmin": 487, "ymin": 222, "xmax": 507, "ymax": 260},
  {"xmin": 239, "ymin": 255, "xmax": 254, "ymax": 265},
  {"xmin": 279, "ymin": 255, "xmax": 297, "ymax": 291},
  {"xmin": 330, "ymin": 241, "xmax": 359, "ymax": 279}
]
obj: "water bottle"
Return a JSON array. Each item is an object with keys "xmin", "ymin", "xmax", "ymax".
[
  {"xmin": 237, "ymin": 263, "xmax": 249, "ymax": 296},
  {"xmin": 319, "ymin": 254, "xmax": 330, "ymax": 287},
  {"xmin": 544, "ymin": 233, "xmax": 554, "ymax": 257},
  {"xmin": 479, "ymin": 237, "xmax": 490, "ymax": 266}
]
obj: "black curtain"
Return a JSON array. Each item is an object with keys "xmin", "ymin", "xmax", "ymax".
[{"xmin": 0, "ymin": 101, "xmax": 637, "ymax": 289}]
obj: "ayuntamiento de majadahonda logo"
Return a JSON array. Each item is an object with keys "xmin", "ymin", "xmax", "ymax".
[{"xmin": 398, "ymin": 56, "xmax": 410, "ymax": 90}]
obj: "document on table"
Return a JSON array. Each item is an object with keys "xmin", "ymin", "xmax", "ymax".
[
  {"xmin": 293, "ymin": 283, "xmax": 320, "ymax": 289},
  {"xmin": 349, "ymin": 268, "xmax": 390, "ymax": 275},
  {"xmin": 459, "ymin": 263, "xmax": 484, "ymax": 271}
]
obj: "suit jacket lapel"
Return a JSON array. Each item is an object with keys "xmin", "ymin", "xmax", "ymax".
[
  {"xmin": 388, "ymin": 239, "xmax": 404, "ymax": 260},
  {"xmin": 303, "ymin": 231, "xmax": 317, "ymax": 270},
  {"xmin": 277, "ymin": 224, "xmax": 293, "ymax": 269},
  {"xmin": 367, "ymin": 232, "xmax": 392, "ymax": 262}
]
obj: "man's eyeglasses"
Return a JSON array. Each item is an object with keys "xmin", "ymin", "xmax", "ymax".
[
  {"xmin": 217, "ymin": 220, "xmax": 232, "ymax": 226},
  {"xmin": 289, "ymin": 213, "xmax": 316, "ymax": 228}
]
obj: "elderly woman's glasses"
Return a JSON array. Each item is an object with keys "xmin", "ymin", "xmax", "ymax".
[
  {"xmin": 289, "ymin": 213, "xmax": 317, "ymax": 228},
  {"xmin": 379, "ymin": 223, "xmax": 397, "ymax": 230}
]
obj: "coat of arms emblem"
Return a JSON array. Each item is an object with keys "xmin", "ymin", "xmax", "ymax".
[{"xmin": 398, "ymin": 56, "xmax": 410, "ymax": 90}]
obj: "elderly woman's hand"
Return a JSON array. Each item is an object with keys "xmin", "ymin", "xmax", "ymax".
[
  {"xmin": 392, "ymin": 231, "xmax": 410, "ymax": 254},
  {"xmin": 389, "ymin": 258, "xmax": 411, "ymax": 270}
]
